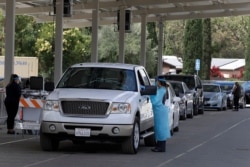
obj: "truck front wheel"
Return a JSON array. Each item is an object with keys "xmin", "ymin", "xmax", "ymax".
[
  {"xmin": 121, "ymin": 117, "xmax": 140, "ymax": 154},
  {"xmin": 40, "ymin": 130, "xmax": 59, "ymax": 151}
]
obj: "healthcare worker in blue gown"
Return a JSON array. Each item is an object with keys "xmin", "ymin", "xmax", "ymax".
[{"xmin": 150, "ymin": 77, "xmax": 171, "ymax": 152}]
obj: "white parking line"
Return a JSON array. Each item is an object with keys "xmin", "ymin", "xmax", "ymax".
[
  {"xmin": 22, "ymin": 154, "xmax": 69, "ymax": 167},
  {"xmin": 156, "ymin": 116, "xmax": 250, "ymax": 167},
  {"xmin": 0, "ymin": 137, "xmax": 36, "ymax": 146}
]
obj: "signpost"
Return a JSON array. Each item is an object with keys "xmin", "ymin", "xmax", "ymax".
[{"xmin": 195, "ymin": 59, "xmax": 200, "ymax": 75}]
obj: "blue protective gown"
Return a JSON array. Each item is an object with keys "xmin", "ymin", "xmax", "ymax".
[{"xmin": 150, "ymin": 86, "xmax": 171, "ymax": 141}]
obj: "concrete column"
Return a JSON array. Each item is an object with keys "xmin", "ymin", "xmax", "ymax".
[
  {"xmin": 4, "ymin": 0, "xmax": 15, "ymax": 85},
  {"xmin": 118, "ymin": 7, "xmax": 126, "ymax": 63},
  {"xmin": 140, "ymin": 14, "xmax": 147, "ymax": 67},
  {"xmin": 91, "ymin": 0, "xmax": 99, "ymax": 62},
  {"xmin": 54, "ymin": 0, "xmax": 64, "ymax": 84},
  {"xmin": 157, "ymin": 19, "xmax": 164, "ymax": 75}
]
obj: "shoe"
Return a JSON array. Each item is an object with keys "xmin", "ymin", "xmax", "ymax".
[
  {"xmin": 151, "ymin": 147, "xmax": 164, "ymax": 152},
  {"xmin": 7, "ymin": 131, "xmax": 15, "ymax": 134}
]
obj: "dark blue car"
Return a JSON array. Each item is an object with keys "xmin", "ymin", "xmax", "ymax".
[{"xmin": 241, "ymin": 81, "xmax": 250, "ymax": 105}]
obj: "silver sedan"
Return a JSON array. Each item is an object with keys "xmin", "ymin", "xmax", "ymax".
[{"xmin": 203, "ymin": 83, "xmax": 227, "ymax": 111}]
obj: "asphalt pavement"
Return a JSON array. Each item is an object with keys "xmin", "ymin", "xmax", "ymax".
[{"xmin": 0, "ymin": 108, "xmax": 250, "ymax": 167}]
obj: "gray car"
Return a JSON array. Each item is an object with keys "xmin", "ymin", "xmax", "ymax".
[
  {"xmin": 203, "ymin": 83, "xmax": 227, "ymax": 111},
  {"xmin": 169, "ymin": 81, "xmax": 194, "ymax": 119}
]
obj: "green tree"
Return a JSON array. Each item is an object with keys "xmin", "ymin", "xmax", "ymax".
[
  {"xmin": 63, "ymin": 28, "xmax": 91, "ymax": 70},
  {"xmin": 183, "ymin": 19, "xmax": 203, "ymax": 75},
  {"xmin": 98, "ymin": 24, "xmax": 156, "ymax": 77},
  {"xmin": 201, "ymin": 18, "xmax": 212, "ymax": 80},
  {"xmin": 211, "ymin": 17, "xmax": 248, "ymax": 58},
  {"xmin": 244, "ymin": 16, "xmax": 250, "ymax": 80},
  {"xmin": 164, "ymin": 20, "xmax": 185, "ymax": 56},
  {"xmin": 35, "ymin": 23, "xmax": 91, "ymax": 80},
  {"xmin": 98, "ymin": 25, "xmax": 119, "ymax": 62},
  {"xmin": 0, "ymin": 10, "xmax": 4, "ymax": 55},
  {"xmin": 147, "ymin": 22, "xmax": 158, "ymax": 49},
  {"xmin": 15, "ymin": 15, "xmax": 40, "ymax": 57},
  {"xmin": 35, "ymin": 23, "xmax": 55, "ymax": 80}
]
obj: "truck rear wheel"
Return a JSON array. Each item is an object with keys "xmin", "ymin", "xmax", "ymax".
[
  {"xmin": 40, "ymin": 130, "xmax": 59, "ymax": 151},
  {"xmin": 121, "ymin": 117, "xmax": 140, "ymax": 154}
]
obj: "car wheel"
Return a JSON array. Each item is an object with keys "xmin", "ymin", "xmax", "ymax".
[
  {"xmin": 180, "ymin": 106, "xmax": 187, "ymax": 120},
  {"xmin": 193, "ymin": 100, "xmax": 199, "ymax": 115},
  {"xmin": 198, "ymin": 104, "xmax": 204, "ymax": 114},
  {"xmin": 174, "ymin": 126, "xmax": 179, "ymax": 132},
  {"xmin": 122, "ymin": 117, "xmax": 140, "ymax": 154},
  {"xmin": 223, "ymin": 100, "xmax": 227, "ymax": 110},
  {"xmin": 187, "ymin": 108, "xmax": 194, "ymax": 118},
  {"xmin": 40, "ymin": 129, "xmax": 59, "ymax": 151}
]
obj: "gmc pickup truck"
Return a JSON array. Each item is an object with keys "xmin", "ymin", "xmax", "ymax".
[{"xmin": 40, "ymin": 63, "xmax": 156, "ymax": 154}]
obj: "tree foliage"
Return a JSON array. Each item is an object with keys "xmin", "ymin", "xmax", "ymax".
[
  {"xmin": 211, "ymin": 17, "xmax": 248, "ymax": 58},
  {"xmin": 35, "ymin": 23, "xmax": 91, "ymax": 80},
  {"xmin": 202, "ymin": 18, "xmax": 212, "ymax": 80},
  {"xmin": 183, "ymin": 19, "xmax": 203, "ymax": 75},
  {"xmin": 98, "ymin": 24, "xmax": 157, "ymax": 77},
  {"xmin": 164, "ymin": 20, "xmax": 185, "ymax": 57},
  {"xmin": 244, "ymin": 16, "xmax": 250, "ymax": 80},
  {"xmin": 15, "ymin": 15, "xmax": 41, "ymax": 57}
]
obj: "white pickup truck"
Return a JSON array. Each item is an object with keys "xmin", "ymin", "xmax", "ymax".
[{"xmin": 40, "ymin": 63, "xmax": 157, "ymax": 154}]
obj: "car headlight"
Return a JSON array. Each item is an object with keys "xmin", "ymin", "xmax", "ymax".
[
  {"xmin": 44, "ymin": 100, "xmax": 60, "ymax": 111},
  {"xmin": 111, "ymin": 103, "xmax": 131, "ymax": 114},
  {"xmin": 228, "ymin": 93, "xmax": 233, "ymax": 100}
]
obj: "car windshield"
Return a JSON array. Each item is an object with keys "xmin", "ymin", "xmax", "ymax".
[
  {"xmin": 57, "ymin": 67, "xmax": 137, "ymax": 91},
  {"xmin": 163, "ymin": 75, "xmax": 195, "ymax": 90},
  {"xmin": 203, "ymin": 85, "xmax": 220, "ymax": 92},
  {"xmin": 220, "ymin": 85, "xmax": 233, "ymax": 92},
  {"xmin": 214, "ymin": 82, "xmax": 234, "ymax": 92},
  {"xmin": 170, "ymin": 82, "xmax": 184, "ymax": 95},
  {"xmin": 242, "ymin": 82, "xmax": 250, "ymax": 90}
]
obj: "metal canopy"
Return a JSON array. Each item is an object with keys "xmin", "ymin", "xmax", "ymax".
[{"xmin": 0, "ymin": 0, "xmax": 250, "ymax": 28}]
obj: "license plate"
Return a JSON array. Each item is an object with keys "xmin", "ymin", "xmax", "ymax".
[
  {"xmin": 22, "ymin": 123, "xmax": 40, "ymax": 130},
  {"xmin": 75, "ymin": 128, "xmax": 91, "ymax": 137}
]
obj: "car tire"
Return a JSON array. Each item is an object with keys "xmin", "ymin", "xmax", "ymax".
[
  {"xmin": 174, "ymin": 126, "xmax": 179, "ymax": 132},
  {"xmin": 121, "ymin": 117, "xmax": 140, "ymax": 154},
  {"xmin": 198, "ymin": 105, "xmax": 204, "ymax": 114},
  {"xmin": 40, "ymin": 129, "xmax": 59, "ymax": 151},
  {"xmin": 193, "ymin": 100, "xmax": 199, "ymax": 115},
  {"xmin": 180, "ymin": 106, "xmax": 187, "ymax": 120},
  {"xmin": 187, "ymin": 108, "xmax": 194, "ymax": 118}
]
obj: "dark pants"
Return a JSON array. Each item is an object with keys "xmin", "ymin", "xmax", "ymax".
[
  {"xmin": 233, "ymin": 95, "xmax": 239, "ymax": 110},
  {"xmin": 4, "ymin": 101, "xmax": 19, "ymax": 130}
]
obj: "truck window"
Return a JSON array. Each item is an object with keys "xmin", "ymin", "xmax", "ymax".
[{"xmin": 138, "ymin": 69, "xmax": 150, "ymax": 86}]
